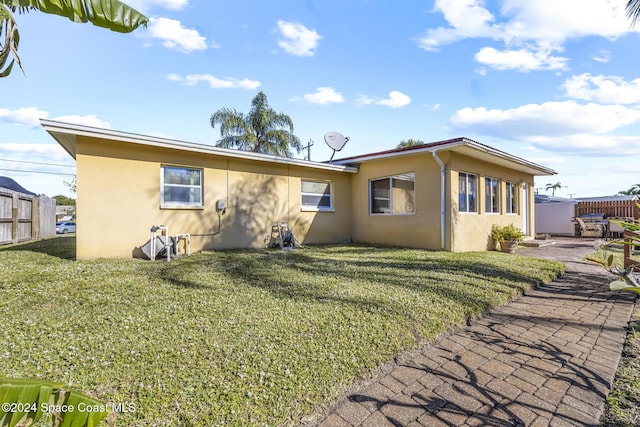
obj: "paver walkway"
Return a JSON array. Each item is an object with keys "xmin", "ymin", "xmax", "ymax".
[{"xmin": 314, "ymin": 238, "xmax": 637, "ymax": 426}]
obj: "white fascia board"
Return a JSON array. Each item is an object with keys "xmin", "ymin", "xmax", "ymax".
[
  {"xmin": 40, "ymin": 119, "xmax": 358, "ymax": 174},
  {"xmin": 332, "ymin": 138, "xmax": 556, "ymax": 176}
]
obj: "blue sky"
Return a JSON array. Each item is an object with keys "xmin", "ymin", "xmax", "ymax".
[{"xmin": 2, "ymin": 0, "xmax": 640, "ymax": 198}]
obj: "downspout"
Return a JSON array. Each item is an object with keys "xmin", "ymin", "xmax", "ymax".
[{"xmin": 432, "ymin": 150, "xmax": 446, "ymax": 250}]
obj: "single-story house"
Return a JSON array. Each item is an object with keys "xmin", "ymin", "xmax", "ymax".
[{"xmin": 41, "ymin": 119, "xmax": 556, "ymax": 259}]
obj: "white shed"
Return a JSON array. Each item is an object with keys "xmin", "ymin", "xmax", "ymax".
[{"xmin": 535, "ymin": 194, "xmax": 577, "ymax": 236}]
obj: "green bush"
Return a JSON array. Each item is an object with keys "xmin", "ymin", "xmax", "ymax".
[{"xmin": 491, "ymin": 224, "xmax": 524, "ymax": 242}]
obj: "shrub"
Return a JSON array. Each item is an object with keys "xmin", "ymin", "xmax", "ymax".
[{"xmin": 491, "ymin": 224, "xmax": 525, "ymax": 242}]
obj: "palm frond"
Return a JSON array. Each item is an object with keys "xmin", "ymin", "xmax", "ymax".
[
  {"xmin": 210, "ymin": 92, "xmax": 301, "ymax": 157},
  {"xmin": 1, "ymin": 0, "xmax": 147, "ymax": 78},
  {"xmin": 4, "ymin": 0, "xmax": 148, "ymax": 32},
  {"xmin": 0, "ymin": 4, "xmax": 23, "ymax": 77},
  {"xmin": 627, "ymin": 0, "xmax": 640, "ymax": 27}
]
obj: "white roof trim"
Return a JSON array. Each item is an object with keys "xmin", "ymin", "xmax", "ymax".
[
  {"xmin": 40, "ymin": 119, "xmax": 358, "ymax": 174},
  {"xmin": 331, "ymin": 138, "xmax": 556, "ymax": 176}
]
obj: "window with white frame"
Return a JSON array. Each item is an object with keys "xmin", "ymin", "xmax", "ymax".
[
  {"xmin": 370, "ymin": 173, "xmax": 415, "ymax": 215},
  {"xmin": 485, "ymin": 177, "xmax": 500, "ymax": 213},
  {"xmin": 161, "ymin": 165, "xmax": 203, "ymax": 208},
  {"xmin": 459, "ymin": 172, "xmax": 478, "ymax": 213},
  {"xmin": 301, "ymin": 180, "xmax": 333, "ymax": 211},
  {"xmin": 506, "ymin": 181, "xmax": 518, "ymax": 214}
]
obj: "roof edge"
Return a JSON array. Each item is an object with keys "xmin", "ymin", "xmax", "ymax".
[
  {"xmin": 40, "ymin": 119, "xmax": 358, "ymax": 174},
  {"xmin": 331, "ymin": 137, "xmax": 556, "ymax": 176}
]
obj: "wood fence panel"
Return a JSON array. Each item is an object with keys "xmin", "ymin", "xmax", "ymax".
[
  {"xmin": 577, "ymin": 200, "xmax": 640, "ymax": 220},
  {"xmin": 15, "ymin": 194, "xmax": 33, "ymax": 242},
  {"xmin": 0, "ymin": 189, "xmax": 55, "ymax": 244},
  {"xmin": 0, "ymin": 193, "xmax": 12, "ymax": 244},
  {"xmin": 17, "ymin": 221, "xmax": 32, "ymax": 241},
  {"xmin": 37, "ymin": 196, "xmax": 56, "ymax": 239},
  {"xmin": 624, "ymin": 230, "xmax": 640, "ymax": 270}
]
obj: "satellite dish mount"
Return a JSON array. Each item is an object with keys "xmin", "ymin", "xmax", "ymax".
[{"xmin": 324, "ymin": 131, "xmax": 350, "ymax": 161}]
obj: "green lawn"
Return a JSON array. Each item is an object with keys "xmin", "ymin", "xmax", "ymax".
[
  {"xmin": 602, "ymin": 305, "xmax": 640, "ymax": 427},
  {"xmin": 589, "ymin": 243, "xmax": 640, "ymax": 426},
  {"xmin": 0, "ymin": 236, "xmax": 564, "ymax": 426}
]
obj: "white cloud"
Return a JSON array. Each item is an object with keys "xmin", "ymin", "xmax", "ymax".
[
  {"xmin": 418, "ymin": 0, "xmax": 634, "ymax": 72},
  {"xmin": 450, "ymin": 100, "xmax": 640, "ymax": 156},
  {"xmin": 167, "ymin": 73, "xmax": 261, "ymax": 90},
  {"xmin": 475, "ymin": 47, "xmax": 568, "ymax": 71},
  {"xmin": 0, "ymin": 107, "xmax": 48, "ymax": 128},
  {"xmin": 527, "ymin": 156, "xmax": 567, "ymax": 165},
  {"xmin": 375, "ymin": 91, "xmax": 411, "ymax": 108},
  {"xmin": 0, "ymin": 143, "xmax": 73, "ymax": 163},
  {"xmin": 526, "ymin": 134, "xmax": 640, "ymax": 156},
  {"xmin": 277, "ymin": 20, "xmax": 322, "ymax": 56},
  {"xmin": 303, "ymin": 87, "xmax": 344, "ymax": 105},
  {"xmin": 355, "ymin": 94, "xmax": 374, "ymax": 106},
  {"xmin": 562, "ymin": 73, "xmax": 640, "ymax": 104},
  {"xmin": 0, "ymin": 108, "xmax": 109, "ymax": 129},
  {"xmin": 354, "ymin": 91, "xmax": 411, "ymax": 108},
  {"xmin": 417, "ymin": 0, "xmax": 499, "ymax": 51},
  {"xmin": 592, "ymin": 50, "xmax": 611, "ymax": 63},
  {"xmin": 451, "ymin": 101, "xmax": 640, "ymax": 138},
  {"xmin": 52, "ymin": 115, "xmax": 111, "ymax": 128},
  {"xmin": 145, "ymin": 17, "xmax": 207, "ymax": 52},
  {"xmin": 125, "ymin": 0, "xmax": 188, "ymax": 12}
]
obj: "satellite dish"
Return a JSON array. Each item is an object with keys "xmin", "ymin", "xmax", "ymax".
[{"xmin": 324, "ymin": 131, "xmax": 350, "ymax": 161}]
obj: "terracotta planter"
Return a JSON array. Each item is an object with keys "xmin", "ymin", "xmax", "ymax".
[{"xmin": 499, "ymin": 240, "xmax": 518, "ymax": 254}]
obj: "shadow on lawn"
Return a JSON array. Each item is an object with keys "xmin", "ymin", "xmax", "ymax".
[
  {"xmin": 0, "ymin": 235, "xmax": 76, "ymax": 260},
  {"xmin": 180, "ymin": 246, "xmax": 564, "ymax": 325},
  {"xmin": 319, "ymin": 266, "xmax": 634, "ymax": 427}
]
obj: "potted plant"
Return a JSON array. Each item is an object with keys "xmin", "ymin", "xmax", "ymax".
[{"xmin": 491, "ymin": 224, "xmax": 524, "ymax": 253}]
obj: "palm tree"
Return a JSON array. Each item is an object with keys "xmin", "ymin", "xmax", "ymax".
[
  {"xmin": 618, "ymin": 184, "xmax": 640, "ymax": 195},
  {"xmin": 1, "ymin": 0, "xmax": 147, "ymax": 77},
  {"xmin": 396, "ymin": 138, "xmax": 425, "ymax": 149},
  {"xmin": 545, "ymin": 182, "xmax": 566, "ymax": 196},
  {"xmin": 210, "ymin": 92, "xmax": 302, "ymax": 157},
  {"xmin": 628, "ymin": 0, "xmax": 640, "ymax": 26}
]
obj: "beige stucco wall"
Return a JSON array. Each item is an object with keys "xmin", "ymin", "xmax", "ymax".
[
  {"xmin": 349, "ymin": 151, "xmax": 537, "ymax": 252},
  {"xmin": 75, "ymin": 137, "xmax": 352, "ymax": 259},
  {"xmin": 350, "ymin": 152, "xmax": 445, "ymax": 250},
  {"xmin": 447, "ymin": 152, "xmax": 535, "ymax": 252},
  {"xmin": 74, "ymin": 135, "xmax": 540, "ymax": 258}
]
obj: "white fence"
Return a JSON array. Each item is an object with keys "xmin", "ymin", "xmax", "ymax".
[
  {"xmin": 0, "ymin": 189, "xmax": 56, "ymax": 244},
  {"xmin": 535, "ymin": 202, "xmax": 577, "ymax": 236}
]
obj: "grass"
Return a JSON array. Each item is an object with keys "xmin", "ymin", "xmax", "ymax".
[
  {"xmin": 0, "ymin": 236, "xmax": 564, "ymax": 426},
  {"xmin": 590, "ymin": 242, "xmax": 640, "ymax": 426},
  {"xmin": 602, "ymin": 305, "xmax": 640, "ymax": 427}
]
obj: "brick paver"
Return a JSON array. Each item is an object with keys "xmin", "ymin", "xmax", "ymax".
[{"xmin": 314, "ymin": 238, "xmax": 636, "ymax": 426}]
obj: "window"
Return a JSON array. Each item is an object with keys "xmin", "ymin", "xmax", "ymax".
[
  {"xmin": 370, "ymin": 173, "xmax": 415, "ymax": 215},
  {"xmin": 485, "ymin": 177, "xmax": 500, "ymax": 213},
  {"xmin": 506, "ymin": 181, "xmax": 518, "ymax": 214},
  {"xmin": 161, "ymin": 166, "xmax": 203, "ymax": 208},
  {"xmin": 301, "ymin": 180, "xmax": 332, "ymax": 211},
  {"xmin": 459, "ymin": 172, "xmax": 477, "ymax": 213}
]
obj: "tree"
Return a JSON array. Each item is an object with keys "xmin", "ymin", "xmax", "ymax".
[
  {"xmin": 628, "ymin": 0, "xmax": 640, "ymax": 26},
  {"xmin": 210, "ymin": 91, "xmax": 302, "ymax": 157},
  {"xmin": 53, "ymin": 194, "xmax": 75, "ymax": 205},
  {"xmin": 618, "ymin": 183, "xmax": 640, "ymax": 195},
  {"xmin": 63, "ymin": 176, "xmax": 77, "ymax": 194},
  {"xmin": 1, "ymin": 0, "xmax": 148, "ymax": 77},
  {"xmin": 396, "ymin": 138, "xmax": 424, "ymax": 148},
  {"xmin": 545, "ymin": 182, "xmax": 566, "ymax": 196}
]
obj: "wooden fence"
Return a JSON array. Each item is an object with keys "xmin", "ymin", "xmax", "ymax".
[
  {"xmin": 0, "ymin": 189, "xmax": 56, "ymax": 244},
  {"xmin": 624, "ymin": 230, "xmax": 640, "ymax": 270},
  {"xmin": 576, "ymin": 199, "xmax": 640, "ymax": 219}
]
